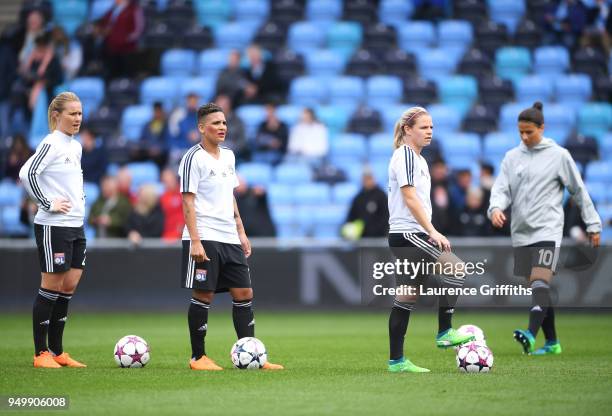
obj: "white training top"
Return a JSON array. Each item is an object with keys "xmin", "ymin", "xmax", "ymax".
[
  {"xmin": 19, "ymin": 130, "xmax": 85, "ymax": 227},
  {"xmin": 178, "ymin": 144, "xmax": 240, "ymax": 244},
  {"xmin": 388, "ymin": 144, "xmax": 432, "ymax": 234}
]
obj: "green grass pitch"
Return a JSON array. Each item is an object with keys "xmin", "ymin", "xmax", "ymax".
[{"xmin": 1, "ymin": 311, "xmax": 611, "ymax": 415}]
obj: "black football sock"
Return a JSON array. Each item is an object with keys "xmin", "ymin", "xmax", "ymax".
[
  {"xmin": 33, "ymin": 288, "xmax": 59, "ymax": 355},
  {"xmin": 528, "ymin": 280, "xmax": 550, "ymax": 337},
  {"xmin": 232, "ymin": 299, "xmax": 255, "ymax": 339},
  {"xmin": 48, "ymin": 292, "xmax": 72, "ymax": 355},
  {"xmin": 388, "ymin": 300, "xmax": 414, "ymax": 361},
  {"xmin": 541, "ymin": 305, "xmax": 557, "ymax": 342},
  {"xmin": 438, "ymin": 276, "xmax": 464, "ymax": 333},
  {"xmin": 188, "ymin": 298, "xmax": 210, "ymax": 360}
]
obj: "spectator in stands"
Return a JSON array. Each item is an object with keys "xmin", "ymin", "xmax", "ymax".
[
  {"xmin": 581, "ymin": 0, "xmax": 611, "ymax": 55},
  {"xmin": 3, "ymin": 134, "xmax": 32, "ymax": 182},
  {"xmin": 116, "ymin": 166, "xmax": 136, "ymax": 204},
  {"xmin": 449, "ymin": 168, "xmax": 472, "ymax": 214},
  {"xmin": 0, "ymin": 38, "xmax": 17, "ymax": 139},
  {"xmin": 564, "ymin": 132, "xmax": 599, "ymax": 174},
  {"xmin": 159, "ymin": 168, "xmax": 184, "ymax": 241},
  {"xmin": 18, "ymin": 9, "xmax": 46, "ymax": 66},
  {"xmin": 479, "ymin": 162, "xmax": 495, "ymax": 204},
  {"xmin": 544, "ymin": 0, "xmax": 589, "ymax": 50},
  {"xmin": 244, "ymin": 44, "xmax": 284, "ymax": 103},
  {"xmin": 80, "ymin": 127, "xmax": 108, "ymax": 185},
  {"xmin": 234, "ymin": 175, "xmax": 276, "ymax": 237},
  {"xmin": 125, "ymin": 184, "xmax": 165, "ymax": 245},
  {"xmin": 168, "ymin": 93, "xmax": 200, "ymax": 167},
  {"xmin": 215, "ymin": 50, "xmax": 251, "ymax": 106},
  {"xmin": 287, "ymin": 108, "xmax": 329, "ymax": 162},
  {"xmin": 345, "ymin": 168, "xmax": 389, "ymax": 237},
  {"xmin": 132, "ymin": 101, "xmax": 169, "ymax": 170},
  {"xmin": 214, "ymin": 94, "xmax": 249, "ymax": 161},
  {"xmin": 253, "ymin": 102, "xmax": 289, "ymax": 165},
  {"xmin": 50, "ymin": 27, "xmax": 82, "ymax": 81},
  {"xmin": 95, "ymin": 0, "xmax": 145, "ymax": 79},
  {"xmin": 429, "ymin": 159, "xmax": 453, "ymax": 235},
  {"xmin": 88, "ymin": 175, "xmax": 132, "ymax": 238},
  {"xmin": 457, "ymin": 186, "xmax": 491, "ymax": 236}
]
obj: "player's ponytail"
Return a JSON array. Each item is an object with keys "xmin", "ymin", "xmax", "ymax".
[
  {"xmin": 48, "ymin": 92, "xmax": 80, "ymax": 132},
  {"xmin": 393, "ymin": 106, "xmax": 428, "ymax": 149},
  {"xmin": 518, "ymin": 101, "xmax": 544, "ymax": 127}
]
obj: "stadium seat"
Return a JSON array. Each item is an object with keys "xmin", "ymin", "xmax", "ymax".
[
  {"xmin": 327, "ymin": 22, "xmax": 363, "ymax": 59},
  {"xmin": 427, "ymin": 104, "xmax": 462, "ymax": 135},
  {"xmin": 328, "ymin": 76, "xmax": 365, "ymax": 108},
  {"xmin": 572, "ymin": 47, "xmax": 608, "ymax": 80},
  {"xmin": 160, "ymin": 49, "xmax": 197, "ymax": 77},
  {"xmin": 585, "ymin": 181, "xmax": 606, "ymax": 205},
  {"xmin": 267, "ymin": 183, "xmax": 295, "ymax": 205},
  {"xmin": 214, "ymin": 22, "xmax": 257, "ymax": 50},
  {"xmin": 52, "ymin": 0, "xmax": 88, "ymax": 36},
  {"xmin": 269, "ymin": 204, "xmax": 302, "ymax": 238},
  {"xmin": 87, "ymin": 105, "xmax": 120, "ymax": 138},
  {"xmin": 312, "ymin": 204, "xmax": 346, "ymax": 239},
  {"xmin": 366, "ymin": 75, "xmax": 403, "ymax": 108},
  {"xmin": 483, "ymin": 132, "xmax": 516, "ymax": 159},
  {"xmin": 70, "ymin": 77, "xmax": 105, "ymax": 119},
  {"xmin": 515, "ymin": 75, "xmax": 554, "ymax": 104},
  {"xmin": 362, "ymin": 23, "xmax": 397, "ymax": 56},
  {"xmin": 330, "ymin": 133, "xmax": 368, "ymax": 160},
  {"xmin": 513, "ymin": 19, "xmax": 542, "ymax": 50},
  {"xmin": 438, "ymin": 20, "xmax": 474, "ymax": 62},
  {"xmin": 397, "ymin": 21, "xmax": 436, "ymax": 57},
  {"xmin": 90, "ymin": 0, "xmax": 113, "ymax": 20},
  {"xmin": 343, "ymin": 0, "xmax": 378, "ymax": 26},
  {"xmin": 275, "ymin": 163, "xmax": 313, "ymax": 184},
  {"xmin": 368, "ymin": 132, "xmax": 393, "ymax": 160},
  {"xmin": 198, "ymin": 48, "xmax": 231, "ymax": 78},
  {"xmin": 437, "ymin": 75, "xmax": 478, "ymax": 116},
  {"xmin": 346, "ymin": 48, "xmax": 383, "ymax": 78},
  {"xmin": 178, "ymin": 76, "xmax": 216, "ymax": 103},
  {"xmin": 495, "ymin": 47, "xmax": 531, "ymax": 84},
  {"xmin": 383, "ymin": 48, "xmax": 417, "ymax": 79},
  {"xmin": 475, "ymin": 20, "xmax": 509, "ymax": 57},
  {"xmin": 194, "ymin": 0, "xmax": 232, "ymax": 29},
  {"xmin": 84, "ymin": 182, "xmax": 100, "ymax": 205},
  {"xmin": 454, "ymin": 0, "xmax": 488, "ymax": 26},
  {"xmin": 533, "ymin": 46, "xmax": 569, "ymax": 80},
  {"xmin": 542, "ymin": 104, "xmax": 575, "ymax": 143},
  {"xmin": 288, "ymin": 22, "xmax": 325, "ymax": 56},
  {"xmin": 140, "ymin": 77, "xmax": 179, "ymax": 110},
  {"xmin": 289, "ymin": 76, "xmax": 327, "ymax": 106},
  {"xmin": 316, "ymin": 105, "xmax": 352, "ymax": 135},
  {"xmin": 270, "ymin": 0, "xmax": 305, "ymax": 27},
  {"xmin": 254, "ymin": 21, "xmax": 285, "ymax": 52},
  {"xmin": 0, "ymin": 206, "xmax": 29, "ymax": 236},
  {"xmin": 274, "ymin": 49, "xmax": 306, "ymax": 83},
  {"xmin": 294, "ymin": 183, "xmax": 332, "ymax": 205},
  {"xmin": 237, "ymin": 163, "xmax": 273, "ymax": 186},
  {"xmin": 236, "ymin": 105, "xmax": 266, "ymax": 140},
  {"xmin": 379, "ymin": 0, "xmax": 414, "ymax": 28},
  {"xmin": 347, "ymin": 106, "xmax": 384, "ymax": 136},
  {"xmin": 417, "ymin": 49, "xmax": 457, "ymax": 83},
  {"xmin": 121, "ymin": 105, "xmax": 153, "ymax": 142},
  {"xmin": 479, "ymin": 75, "xmax": 514, "ymax": 110},
  {"xmin": 107, "ymin": 78, "xmax": 140, "ymax": 109},
  {"xmin": 126, "ymin": 162, "xmax": 160, "ymax": 191},
  {"xmin": 555, "ymin": 74, "xmax": 592, "ymax": 110},
  {"xmin": 0, "ymin": 182, "xmax": 22, "ymax": 207},
  {"xmin": 458, "ymin": 48, "xmax": 493, "ymax": 79},
  {"xmin": 306, "ymin": 0, "xmax": 342, "ymax": 26},
  {"xmin": 333, "ymin": 182, "xmax": 360, "ymax": 204},
  {"xmin": 402, "ymin": 77, "xmax": 437, "ymax": 106},
  {"xmin": 181, "ymin": 24, "xmax": 214, "ymax": 51},
  {"xmin": 601, "ymin": 133, "xmax": 612, "ymax": 160},
  {"xmin": 487, "ymin": 0, "xmax": 525, "ymax": 34},
  {"xmin": 578, "ymin": 103, "xmax": 612, "ymax": 141},
  {"xmin": 305, "ymin": 49, "xmax": 346, "ymax": 78},
  {"xmin": 499, "ymin": 102, "xmax": 527, "ymax": 132},
  {"xmin": 277, "ymin": 104, "xmax": 304, "ymax": 126},
  {"xmin": 438, "ymin": 132, "xmax": 481, "ymax": 159},
  {"xmin": 235, "ymin": 0, "xmax": 270, "ymax": 26},
  {"xmin": 586, "ymin": 161, "xmax": 612, "ymax": 182}
]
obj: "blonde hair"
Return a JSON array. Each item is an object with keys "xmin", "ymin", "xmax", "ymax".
[
  {"xmin": 135, "ymin": 184, "xmax": 160, "ymax": 215},
  {"xmin": 393, "ymin": 106, "xmax": 428, "ymax": 149},
  {"xmin": 48, "ymin": 92, "xmax": 80, "ymax": 132}
]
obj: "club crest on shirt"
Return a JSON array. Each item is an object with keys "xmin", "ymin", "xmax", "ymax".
[
  {"xmin": 195, "ymin": 269, "xmax": 207, "ymax": 282},
  {"xmin": 54, "ymin": 253, "xmax": 66, "ymax": 265}
]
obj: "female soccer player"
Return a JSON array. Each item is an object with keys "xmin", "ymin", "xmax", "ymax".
[
  {"xmin": 488, "ymin": 102, "xmax": 601, "ymax": 355},
  {"xmin": 178, "ymin": 103, "xmax": 282, "ymax": 371},
  {"xmin": 387, "ymin": 107, "xmax": 474, "ymax": 373},
  {"xmin": 19, "ymin": 92, "xmax": 87, "ymax": 368}
]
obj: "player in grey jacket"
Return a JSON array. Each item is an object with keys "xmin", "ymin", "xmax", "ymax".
[{"xmin": 488, "ymin": 102, "xmax": 601, "ymax": 356}]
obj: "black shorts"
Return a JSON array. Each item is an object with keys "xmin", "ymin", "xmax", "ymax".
[
  {"xmin": 34, "ymin": 224, "xmax": 86, "ymax": 273},
  {"xmin": 513, "ymin": 241, "xmax": 560, "ymax": 278},
  {"xmin": 181, "ymin": 240, "xmax": 251, "ymax": 292},
  {"xmin": 388, "ymin": 232, "xmax": 443, "ymax": 286}
]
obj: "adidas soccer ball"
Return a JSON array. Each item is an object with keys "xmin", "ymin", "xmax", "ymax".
[
  {"xmin": 456, "ymin": 341, "xmax": 494, "ymax": 373},
  {"xmin": 230, "ymin": 337, "xmax": 267, "ymax": 369},
  {"xmin": 457, "ymin": 324, "xmax": 486, "ymax": 343},
  {"xmin": 114, "ymin": 335, "xmax": 150, "ymax": 368}
]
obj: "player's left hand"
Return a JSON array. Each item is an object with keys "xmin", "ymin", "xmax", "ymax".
[
  {"xmin": 239, "ymin": 233, "xmax": 251, "ymax": 258},
  {"xmin": 588, "ymin": 232, "xmax": 600, "ymax": 248}
]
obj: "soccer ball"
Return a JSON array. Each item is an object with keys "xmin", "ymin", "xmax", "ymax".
[
  {"xmin": 114, "ymin": 335, "xmax": 150, "ymax": 368},
  {"xmin": 456, "ymin": 341, "xmax": 494, "ymax": 373},
  {"xmin": 230, "ymin": 337, "xmax": 267, "ymax": 369},
  {"xmin": 457, "ymin": 324, "xmax": 486, "ymax": 343}
]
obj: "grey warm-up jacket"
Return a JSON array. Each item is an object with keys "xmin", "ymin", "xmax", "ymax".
[{"xmin": 487, "ymin": 138, "xmax": 602, "ymax": 247}]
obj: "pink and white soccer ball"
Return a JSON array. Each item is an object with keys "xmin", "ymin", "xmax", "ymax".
[
  {"xmin": 230, "ymin": 337, "xmax": 267, "ymax": 369},
  {"xmin": 456, "ymin": 341, "xmax": 494, "ymax": 373},
  {"xmin": 114, "ymin": 335, "xmax": 150, "ymax": 368},
  {"xmin": 457, "ymin": 324, "xmax": 486, "ymax": 343}
]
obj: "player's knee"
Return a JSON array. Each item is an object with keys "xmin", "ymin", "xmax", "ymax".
[
  {"xmin": 530, "ymin": 267, "xmax": 552, "ymax": 283},
  {"xmin": 231, "ymin": 288, "xmax": 253, "ymax": 300},
  {"xmin": 394, "ymin": 294, "xmax": 417, "ymax": 305},
  {"xmin": 192, "ymin": 289, "xmax": 214, "ymax": 303}
]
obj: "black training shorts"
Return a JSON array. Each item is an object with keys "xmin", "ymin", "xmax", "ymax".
[
  {"xmin": 513, "ymin": 241, "xmax": 559, "ymax": 278},
  {"xmin": 34, "ymin": 224, "xmax": 86, "ymax": 273}
]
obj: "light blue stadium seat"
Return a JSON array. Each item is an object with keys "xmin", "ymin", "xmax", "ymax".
[
  {"xmin": 313, "ymin": 204, "xmax": 346, "ymax": 239},
  {"xmin": 379, "ymin": 104, "xmax": 415, "ymax": 133},
  {"xmin": 379, "ymin": 0, "xmax": 414, "ymax": 29},
  {"xmin": 427, "ymin": 104, "xmax": 462, "ymax": 135},
  {"xmin": 269, "ymin": 204, "xmax": 303, "ymax": 238},
  {"xmin": 1, "ymin": 206, "xmax": 29, "ymax": 236},
  {"xmin": 0, "ymin": 182, "xmax": 22, "ymax": 207},
  {"xmin": 586, "ymin": 161, "xmax": 612, "ymax": 182},
  {"xmin": 294, "ymin": 183, "xmax": 332, "ymax": 205},
  {"xmin": 328, "ymin": 76, "xmax": 365, "ymax": 108},
  {"xmin": 495, "ymin": 47, "xmax": 531, "ymax": 84},
  {"xmin": 305, "ymin": 49, "xmax": 346, "ymax": 77},
  {"xmin": 236, "ymin": 105, "xmax": 266, "ymax": 140},
  {"xmin": 140, "ymin": 77, "xmax": 179, "ymax": 111},
  {"xmin": 235, "ymin": 0, "xmax": 269, "ymax": 25},
  {"xmin": 275, "ymin": 163, "xmax": 313, "ymax": 184},
  {"xmin": 438, "ymin": 132, "xmax": 481, "ymax": 159},
  {"xmin": 84, "ymin": 182, "xmax": 100, "ymax": 206},
  {"xmin": 70, "ymin": 77, "xmax": 105, "ymax": 120},
  {"xmin": 555, "ymin": 74, "xmax": 592, "ymax": 110},
  {"xmin": 215, "ymin": 22, "xmax": 257, "ymax": 50},
  {"xmin": 90, "ymin": 0, "xmax": 113, "ymax": 20},
  {"xmin": 499, "ymin": 102, "xmax": 528, "ymax": 132},
  {"xmin": 417, "ymin": 49, "xmax": 457, "ymax": 83},
  {"xmin": 488, "ymin": 0, "xmax": 525, "ymax": 34},
  {"xmin": 370, "ymin": 161, "xmax": 389, "ymax": 189},
  {"xmin": 366, "ymin": 75, "xmax": 403, "ymax": 107},
  {"xmin": 447, "ymin": 156, "xmax": 479, "ymax": 171},
  {"xmin": 126, "ymin": 162, "xmax": 160, "ymax": 192},
  {"xmin": 289, "ymin": 76, "xmax": 327, "ymax": 106},
  {"xmin": 437, "ymin": 75, "xmax": 478, "ymax": 117},
  {"xmin": 237, "ymin": 163, "xmax": 273, "ymax": 186},
  {"xmin": 268, "ymin": 184, "xmax": 295, "ymax": 205},
  {"xmin": 288, "ymin": 22, "xmax": 326, "ymax": 56},
  {"xmin": 52, "ymin": 0, "xmax": 88, "ymax": 35},
  {"xmin": 121, "ymin": 105, "xmax": 153, "ymax": 142},
  {"xmin": 199, "ymin": 49, "xmax": 231, "ymax": 77},
  {"xmin": 598, "ymin": 205, "xmax": 612, "ymax": 222},
  {"xmin": 333, "ymin": 183, "xmax": 360, "ymax": 204},
  {"xmin": 306, "ymin": 0, "xmax": 342, "ymax": 26},
  {"xmin": 601, "ymin": 133, "xmax": 612, "ymax": 160},
  {"xmin": 327, "ymin": 22, "xmax": 363, "ymax": 59},
  {"xmin": 578, "ymin": 103, "xmax": 612, "ymax": 141},
  {"xmin": 438, "ymin": 20, "xmax": 473, "ymax": 63},
  {"xmin": 178, "ymin": 76, "xmax": 216, "ymax": 103},
  {"xmin": 515, "ymin": 75, "xmax": 554, "ymax": 104},
  {"xmin": 398, "ymin": 21, "xmax": 436, "ymax": 56},
  {"xmin": 316, "ymin": 105, "xmax": 351, "ymax": 135},
  {"xmin": 161, "ymin": 49, "xmax": 197, "ymax": 77},
  {"xmin": 330, "ymin": 133, "xmax": 368, "ymax": 160},
  {"xmin": 542, "ymin": 103, "xmax": 575, "ymax": 143},
  {"xmin": 483, "ymin": 132, "xmax": 516, "ymax": 158},
  {"xmin": 194, "ymin": 0, "xmax": 232, "ymax": 29},
  {"xmin": 277, "ymin": 105, "xmax": 304, "ymax": 126},
  {"xmin": 585, "ymin": 181, "xmax": 606, "ymax": 204},
  {"xmin": 369, "ymin": 132, "xmax": 393, "ymax": 161},
  {"xmin": 534, "ymin": 46, "xmax": 569, "ymax": 80}
]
